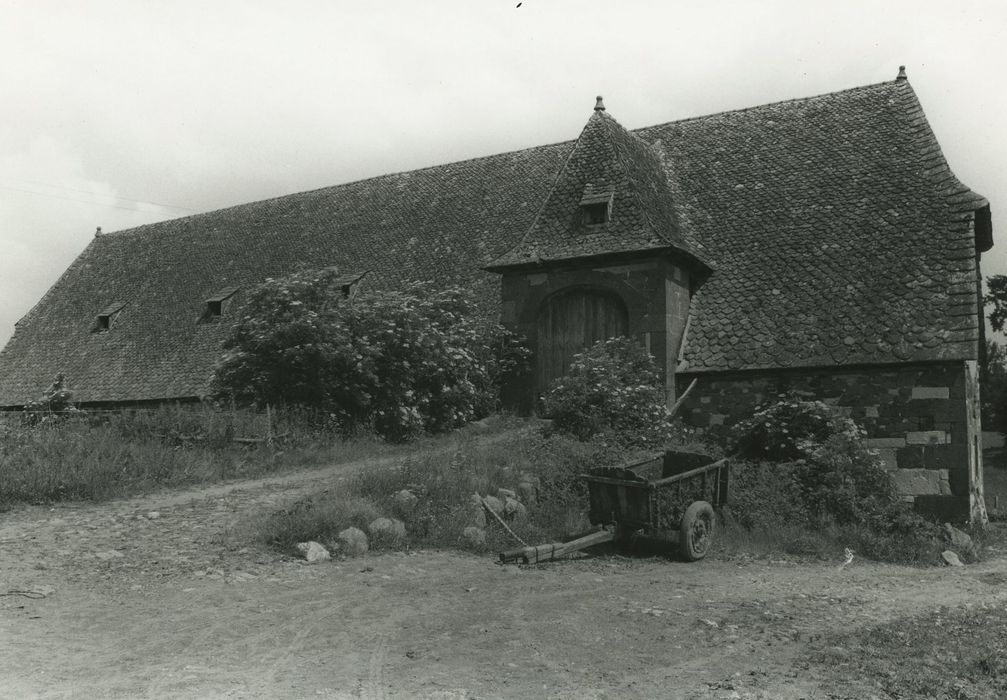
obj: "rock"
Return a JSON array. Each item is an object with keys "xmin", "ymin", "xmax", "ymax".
[
  {"xmin": 146, "ymin": 511, "xmax": 161, "ymax": 520},
  {"xmin": 95, "ymin": 550, "xmax": 124, "ymax": 561},
  {"xmin": 943, "ymin": 523, "xmax": 974, "ymax": 555},
  {"xmin": 504, "ymin": 497, "xmax": 527, "ymax": 520},
  {"xmin": 296, "ymin": 541, "xmax": 331, "ymax": 563},
  {"xmin": 467, "ymin": 494, "xmax": 487, "ymax": 528},
  {"xmin": 471, "ymin": 417, "xmax": 494, "ymax": 432},
  {"xmin": 941, "ymin": 550, "xmax": 964, "ymax": 567},
  {"xmin": 369, "ymin": 517, "xmax": 407, "ymax": 541},
  {"xmin": 516, "ymin": 480, "xmax": 538, "ymax": 504},
  {"xmin": 393, "ymin": 489, "xmax": 419, "ymax": 514},
  {"xmin": 462, "ymin": 526, "xmax": 486, "ymax": 546},
  {"xmin": 481, "ymin": 495, "xmax": 504, "ymax": 515},
  {"xmin": 497, "ymin": 488, "xmax": 517, "ymax": 500},
  {"xmin": 337, "ymin": 527, "xmax": 369, "ymax": 557}
]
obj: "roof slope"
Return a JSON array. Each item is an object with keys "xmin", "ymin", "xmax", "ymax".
[
  {"xmin": 488, "ymin": 103, "xmax": 707, "ymax": 269},
  {"xmin": 648, "ymin": 78, "xmax": 988, "ymax": 372},
  {"xmin": 0, "ymin": 75, "xmax": 989, "ymax": 404},
  {"xmin": 0, "ymin": 146, "xmax": 570, "ymax": 404}
]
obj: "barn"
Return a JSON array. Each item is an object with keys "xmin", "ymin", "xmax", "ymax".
[{"xmin": 0, "ymin": 68, "xmax": 992, "ymax": 520}]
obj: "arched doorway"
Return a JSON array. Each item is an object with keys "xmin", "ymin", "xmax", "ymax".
[{"xmin": 536, "ymin": 288, "xmax": 629, "ymax": 392}]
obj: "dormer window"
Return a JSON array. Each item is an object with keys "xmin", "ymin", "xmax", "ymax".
[
  {"xmin": 334, "ymin": 271, "xmax": 368, "ymax": 300},
  {"xmin": 94, "ymin": 302, "xmax": 126, "ymax": 332},
  {"xmin": 200, "ymin": 287, "xmax": 239, "ymax": 323},
  {"xmin": 580, "ymin": 187, "xmax": 613, "ymax": 225}
]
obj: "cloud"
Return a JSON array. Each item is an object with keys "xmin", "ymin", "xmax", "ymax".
[{"xmin": 0, "ymin": 136, "xmax": 175, "ymax": 344}]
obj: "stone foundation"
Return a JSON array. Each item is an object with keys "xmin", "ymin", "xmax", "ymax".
[{"xmin": 676, "ymin": 361, "xmax": 977, "ymax": 518}]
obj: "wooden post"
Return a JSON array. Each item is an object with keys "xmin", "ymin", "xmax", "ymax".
[{"xmin": 499, "ymin": 528, "xmax": 614, "ymax": 565}]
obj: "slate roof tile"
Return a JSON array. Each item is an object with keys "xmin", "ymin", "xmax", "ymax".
[{"xmin": 0, "ymin": 75, "xmax": 989, "ymax": 405}]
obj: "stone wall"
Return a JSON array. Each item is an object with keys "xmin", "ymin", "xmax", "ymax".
[{"xmin": 676, "ymin": 361, "xmax": 974, "ymax": 517}]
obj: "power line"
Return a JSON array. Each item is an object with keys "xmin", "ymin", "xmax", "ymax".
[{"xmin": 0, "ymin": 175, "xmax": 198, "ymax": 213}]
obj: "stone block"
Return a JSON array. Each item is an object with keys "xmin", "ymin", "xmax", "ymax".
[
  {"xmin": 709, "ymin": 413, "xmax": 727, "ymax": 426},
  {"xmin": 911, "ymin": 386, "xmax": 950, "ymax": 400},
  {"xmin": 528, "ymin": 273, "xmax": 548, "ymax": 286},
  {"xmin": 864, "ymin": 405, "xmax": 880, "ymax": 418},
  {"xmin": 890, "ymin": 468, "xmax": 943, "ymax": 496},
  {"xmin": 905, "ymin": 430, "xmax": 950, "ymax": 445},
  {"xmin": 896, "ymin": 446, "xmax": 924, "ymax": 469},
  {"xmin": 913, "ymin": 495, "xmax": 969, "ymax": 523},
  {"xmin": 874, "ymin": 448, "xmax": 899, "ymax": 471},
  {"xmin": 866, "ymin": 437, "xmax": 906, "ymax": 448}
]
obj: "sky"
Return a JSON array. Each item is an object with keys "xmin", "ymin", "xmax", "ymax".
[{"xmin": 1, "ymin": 0, "xmax": 1005, "ymax": 349}]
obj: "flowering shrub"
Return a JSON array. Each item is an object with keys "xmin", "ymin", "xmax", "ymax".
[
  {"xmin": 540, "ymin": 337, "xmax": 673, "ymax": 446},
  {"xmin": 213, "ymin": 268, "xmax": 527, "ymax": 441},
  {"xmin": 731, "ymin": 398, "xmax": 896, "ymax": 523},
  {"xmin": 726, "ymin": 397, "xmax": 944, "ymax": 562},
  {"xmin": 22, "ymin": 373, "xmax": 82, "ymax": 427},
  {"xmin": 730, "ymin": 397, "xmax": 837, "ymax": 461}
]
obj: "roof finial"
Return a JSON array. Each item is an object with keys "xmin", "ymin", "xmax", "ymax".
[
  {"xmin": 594, "ymin": 95, "xmax": 605, "ymax": 112},
  {"xmin": 95, "ymin": 226, "xmax": 102, "ymax": 237},
  {"xmin": 896, "ymin": 65, "xmax": 907, "ymax": 81}
]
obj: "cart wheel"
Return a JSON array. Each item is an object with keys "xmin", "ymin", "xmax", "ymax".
[{"xmin": 679, "ymin": 501, "xmax": 715, "ymax": 561}]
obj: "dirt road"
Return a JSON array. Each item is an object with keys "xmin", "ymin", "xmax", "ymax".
[{"xmin": 3, "ymin": 457, "xmax": 1007, "ymax": 699}]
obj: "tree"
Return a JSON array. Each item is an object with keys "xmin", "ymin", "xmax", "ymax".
[
  {"xmin": 212, "ymin": 267, "xmax": 525, "ymax": 441},
  {"xmin": 981, "ymin": 339, "xmax": 1007, "ymax": 433},
  {"xmin": 982, "ymin": 275, "xmax": 1007, "ymax": 432},
  {"xmin": 986, "ymin": 275, "xmax": 1007, "ymax": 333}
]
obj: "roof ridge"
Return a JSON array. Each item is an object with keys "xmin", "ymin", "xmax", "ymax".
[
  {"xmin": 103, "ymin": 81, "xmax": 904, "ymax": 240},
  {"xmin": 633, "ymin": 79, "xmax": 898, "ymax": 133},
  {"xmin": 103, "ymin": 139, "xmax": 579, "ymax": 238}
]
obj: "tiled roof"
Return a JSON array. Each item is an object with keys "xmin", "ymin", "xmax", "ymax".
[
  {"xmin": 656, "ymin": 79, "xmax": 989, "ymax": 372},
  {"xmin": 0, "ymin": 75, "xmax": 989, "ymax": 404},
  {"xmin": 0, "ymin": 146, "xmax": 570, "ymax": 404},
  {"xmin": 487, "ymin": 106, "xmax": 709, "ymax": 270}
]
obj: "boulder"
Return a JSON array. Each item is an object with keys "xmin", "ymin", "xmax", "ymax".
[
  {"xmin": 504, "ymin": 497, "xmax": 527, "ymax": 520},
  {"xmin": 296, "ymin": 541, "xmax": 331, "ymax": 563},
  {"xmin": 467, "ymin": 493, "xmax": 487, "ymax": 528},
  {"xmin": 516, "ymin": 480, "xmax": 538, "ymax": 504},
  {"xmin": 337, "ymin": 527, "xmax": 370, "ymax": 557},
  {"xmin": 943, "ymin": 523, "xmax": 974, "ymax": 556},
  {"xmin": 497, "ymin": 488, "xmax": 517, "ymax": 500},
  {"xmin": 369, "ymin": 517, "xmax": 407, "ymax": 541},
  {"xmin": 481, "ymin": 495, "xmax": 504, "ymax": 516},
  {"xmin": 462, "ymin": 526, "xmax": 486, "ymax": 547},
  {"xmin": 941, "ymin": 550, "xmax": 964, "ymax": 567},
  {"xmin": 393, "ymin": 489, "xmax": 419, "ymax": 514}
]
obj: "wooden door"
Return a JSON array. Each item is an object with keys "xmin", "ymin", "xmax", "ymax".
[{"xmin": 536, "ymin": 289, "xmax": 628, "ymax": 392}]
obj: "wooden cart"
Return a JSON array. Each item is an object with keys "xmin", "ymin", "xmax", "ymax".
[{"xmin": 500, "ymin": 450, "xmax": 729, "ymax": 565}]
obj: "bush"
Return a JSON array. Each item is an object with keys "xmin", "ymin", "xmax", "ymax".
[
  {"xmin": 22, "ymin": 373, "xmax": 81, "ymax": 426},
  {"xmin": 723, "ymin": 397, "xmax": 945, "ymax": 564},
  {"xmin": 540, "ymin": 337, "xmax": 673, "ymax": 446},
  {"xmin": 213, "ymin": 268, "xmax": 527, "ymax": 441}
]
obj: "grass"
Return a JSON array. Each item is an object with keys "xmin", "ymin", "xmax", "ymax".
[
  {"xmin": 0, "ymin": 405, "xmax": 524, "ymax": 509},
  {"xmin": 810, "ymin": 604, "xmax": 1007, "ymax": 699},
  {"xmin": 250, "ymin": 430, "xmax": 650, "ymax": 556},
  {"xmin": 711, "ymin": 458, "xmax": 949, "ymax": 566}
]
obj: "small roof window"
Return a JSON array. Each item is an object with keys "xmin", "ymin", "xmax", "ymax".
[
  {"xmin": 200, "ymin": 286, "xmax": 239, "ymax": 323},
  {"xmin": 94, "ymin": 302, "xmax": 126, "ymax": 332},
  {"xmin": 580, "ymin": 186, "xmax": 613, "ymax": 225},
  {"xmin": 334, "ymin": 271, "xmax": 368, "ymax": 299}
]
